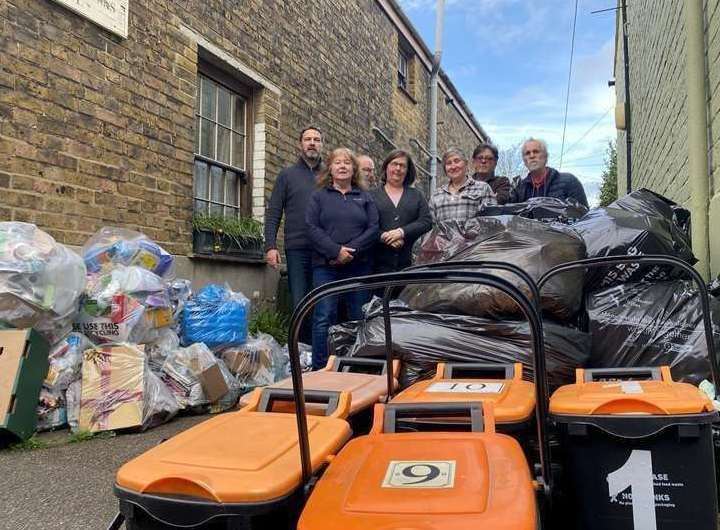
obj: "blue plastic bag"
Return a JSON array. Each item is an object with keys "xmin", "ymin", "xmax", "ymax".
[{"xmin": 181, "ymin": 284, "xmax": 250, "ymax": 348}]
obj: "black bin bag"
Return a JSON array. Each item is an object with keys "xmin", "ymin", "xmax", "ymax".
[
  {"xmin": 331, "ymin": 306, "xmax": 590, "ymax": 390},
  {"xmin": 587, "ymin": 280, "xmax": 720, "ymax": 385},
  {"xmin": 573, "ymin": 188, "xmax": 696, "ymax": 289},
  {"xmin": 401, "ymin": 215, "xmax": 586, "ymax": 321},
  {"xmin": 479, "ymin": 197, "xmax": 588, "ymax": 224}
]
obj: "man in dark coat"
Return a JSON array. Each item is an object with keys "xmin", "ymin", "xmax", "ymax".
[
  {"xmin": 510, "ymin": 138, "xmax": 589, "ymax": 207},
  {"xmin": 264, "ymin": 126, "xmax": 324, "ymax": 313},
  {"xmin": 471, "ymin": 142, "xmax": 512, "ymax": 204}
]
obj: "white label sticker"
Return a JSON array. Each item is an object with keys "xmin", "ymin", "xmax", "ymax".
[
  {"xmin": 620, "ymin": 381, "xmax": 644, "ymax": 394},
  {"xmin": 427, "ymin": 381, "xmax": 504, "ymax": 394},
  {"xmin": 382, "ymin": 460, "xmax": 456, "ymax": 488}
]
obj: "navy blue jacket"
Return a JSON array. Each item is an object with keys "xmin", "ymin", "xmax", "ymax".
[
  {"xmin": 264, "ymin": 158, "xmax": 323, "ymax": 251},
  {"xmin": 510, "ymin": 167, "xmax": 589, "ymax": 207},
  {"xmin": 305, "ymin": 186, "xmax": 379, "ymax": 266}
]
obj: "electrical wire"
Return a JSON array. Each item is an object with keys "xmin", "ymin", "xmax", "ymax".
[
  {"xmin": 559, "ymin": 0, "xmax": 579, "ymax": 170},
  {"xmin": 552, "ymin": 106, "xmax": 614, "ymax": 164}
]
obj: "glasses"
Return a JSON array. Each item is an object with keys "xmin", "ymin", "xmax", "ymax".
[{"xmin": 474, "ymin": 156, "xmax": 496, "ymax": 162}]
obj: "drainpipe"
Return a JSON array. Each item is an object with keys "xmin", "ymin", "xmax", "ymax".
[
  {"xmin": 685, "ymin": 0, "xmax": 710, "ymax": 279},
  {"xmin": 620, "ymin": 0, "xmax": 633, "ymax": 192},
  {"xmin": 428, "ymin": 0, "xmax": 444, "ymax": 192}
]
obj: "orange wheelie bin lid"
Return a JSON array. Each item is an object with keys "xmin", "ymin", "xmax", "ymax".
[
  {"xmin": 550, "ymin": 366, "xmax": 714, "ymax": 416},
  {"xmin": 298, "ymin": 401, "xmax": 538, "ymax": 530},
  {"xmin": 115, "ymin": 388, "xmax": 352, "ymax": 504},
  {"xmin": 392, "ymin": 362, "xmax": 535, "ymax": 427},
  {"xmin": 238, "ymin": 356, "xmax": 399, "ymax": 416}
]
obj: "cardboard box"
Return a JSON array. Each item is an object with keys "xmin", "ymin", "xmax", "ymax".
[
  {"xmin": 79, "ymin": 344, "xmax": 145, "ymax": 433},
  {"xmin": 0, "ymin": 293, "xmax": 51, "ymax": 329},
  {"xmin": 198, "ymin": 363, "xmax": 228, "ymax": 403},
  {"xmin": 222, "ymin": 345, "xmax": 272, "ymax": 378},
  {"xmin": 0, "ymin": 329, "xmax": 50, "ymax": 444}
]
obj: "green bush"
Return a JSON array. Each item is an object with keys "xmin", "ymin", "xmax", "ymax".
[{"xmin": 249, "ymin": 308, "xmax": 290, "ymax": 345}]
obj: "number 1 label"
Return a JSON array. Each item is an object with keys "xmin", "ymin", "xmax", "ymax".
[{"xmin": 607, "ymin": 450, "xmax": 657, "ymax": 530}]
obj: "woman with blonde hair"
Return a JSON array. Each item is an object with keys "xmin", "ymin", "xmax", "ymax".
[{"xmin": 305, "ymin": 147, "xmax": 379, "ymax": 369}]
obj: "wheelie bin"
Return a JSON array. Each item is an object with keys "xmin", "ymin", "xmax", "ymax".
[
  {"xmin": 239, "ymin": 355, "xmax": 399, "ymax": 433},
  {"xmin": 539, "ymin": 255, "xmax": 720, "ymax": 530},
  {"xmin": 283, "ymin": 268, "xmax": 552, "ymax": 529},
  {"xmin": 390, "ymin": 361, "xmax": 536, "ymax": 441},
  {"xmin": 111, "ymin": 387, "xmax": 352, "ymax": 529}
]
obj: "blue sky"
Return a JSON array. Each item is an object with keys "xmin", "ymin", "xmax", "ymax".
[{"xmin": 397, "ymin": 0, "xmax": 617, "ymax": 205}]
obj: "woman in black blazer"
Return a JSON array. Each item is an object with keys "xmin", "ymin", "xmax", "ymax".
[{"xmin": 371, "ymin": 150, "xmax": 432, "ymax": 273}]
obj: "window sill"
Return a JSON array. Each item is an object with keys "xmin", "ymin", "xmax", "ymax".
[
  {"xmin": 397, "ymin": 85, "xmax": 417, "ymax": 104},
  {"xmin": 189, "ymin": 253, "xmax": 266, "ymax": 265}
]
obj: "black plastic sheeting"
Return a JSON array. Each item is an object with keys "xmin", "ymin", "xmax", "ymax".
[
  {"xmin": 612, "ymin": 188, "xmax": 692, "ymax": 240},
  {"xmin": 329, "ymin": 306, "xmax": 590, "ymax": 390},
  {"xmin": 572, "ymin": 189, "xmax": 696, "ymax": 289},
  {"xmin": 587, "ymin": 281, "xmax": 720, "ymax": 385},
  {"xmin": 479, "ymin": 197, "xmax": 588, "ymax": 224},
  {"xmin": 402, "ymin": 216, "xmax": 586, "ymax": 321}
]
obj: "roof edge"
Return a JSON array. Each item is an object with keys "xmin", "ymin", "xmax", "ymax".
[{"xmin": 377, "ymin": 0, "xmax": 488, "ymax": 142}]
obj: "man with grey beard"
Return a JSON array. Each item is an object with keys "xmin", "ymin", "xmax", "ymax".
[
  {"xmin": 510, "ymin": 138, "xmax": 588, "ymax": 207},
  {"xmin": 357, "ymin": 154, "xmax": 378, "ymax": 189}
]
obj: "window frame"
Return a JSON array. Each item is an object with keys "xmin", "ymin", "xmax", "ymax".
[
  {"xmin": 193, "ymin": 62, "xmax": 254, "ymax": 219},
  {"xmin": 397, "ymin": 47, "xmax": 410, "ymax": 91}
]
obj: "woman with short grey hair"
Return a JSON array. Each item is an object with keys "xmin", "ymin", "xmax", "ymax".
[{"xmin": 428, "ymin": 147, "xmax": 497, "ymax": 223}]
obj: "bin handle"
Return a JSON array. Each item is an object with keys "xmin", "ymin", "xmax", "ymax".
[
  {"xmin": 581, "ymin": 367, "xmax": 667, "ymax": 383},
  {"xmin": 378, "ymin": 401, "xmax": 492, "ymax": 434},
  {"xmin": 439, "ymin": 362, "xmax": 519, "ymax": 381},
  {"xmin": 255, "ymin": 388, "xmax": 352, "ymax": 419},
  {"xmin": 331, "ymin": 356, "xmax": 390, "ymax": 376}
]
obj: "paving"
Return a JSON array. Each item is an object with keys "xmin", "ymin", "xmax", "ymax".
[{"xmin": 0, "ymin": 414, "xmax": 212, "ymax": 530}]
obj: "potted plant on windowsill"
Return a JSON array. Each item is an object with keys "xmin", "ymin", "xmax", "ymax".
[{"xmin": 192, "ymin": 213, "xmax": 264, "ymax": 261}]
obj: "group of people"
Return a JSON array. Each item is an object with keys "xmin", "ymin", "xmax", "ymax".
[{"xmin": 264, "ymin": 126, "xmax": 589, "ymax": 369}]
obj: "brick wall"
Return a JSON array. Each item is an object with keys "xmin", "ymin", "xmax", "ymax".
[
  {"xmin": 616, "ymin": 0, "xmax": 689, "ymax": 205},
  {"xmin": 0, "ymin": 0, "xmax": 483, "ymax": 257},
  {"xmin": 706, "ymin": 0, "xmax": 720, "ymax": 198}
]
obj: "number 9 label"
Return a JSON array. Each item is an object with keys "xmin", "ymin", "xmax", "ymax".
[{"xmin": 382, "ymin": 460, "xmax": 456, "ymax": 488}]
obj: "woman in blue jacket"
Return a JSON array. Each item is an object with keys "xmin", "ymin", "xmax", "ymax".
[{"xmin": 305, "ymin": 147, "xmax": 379, "ymax": 369}]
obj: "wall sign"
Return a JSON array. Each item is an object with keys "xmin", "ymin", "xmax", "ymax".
[{"xmin": 51, "ymin": 0, "xmax": 129, "ymax": 39}]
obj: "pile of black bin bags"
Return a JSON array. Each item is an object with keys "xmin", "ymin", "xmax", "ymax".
[{"xmin": 329, "ymin": 190, "xmax": 719, "ymax": 390}]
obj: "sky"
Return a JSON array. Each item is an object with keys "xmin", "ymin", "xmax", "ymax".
[{"xmin": 397, "ymin": 0, "xmax": 618, "ymax": 206}]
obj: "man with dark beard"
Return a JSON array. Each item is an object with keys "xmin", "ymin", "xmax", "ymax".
[{"xmin": 264, "ymin": 126, "xmax": 324, "ymax": 317}]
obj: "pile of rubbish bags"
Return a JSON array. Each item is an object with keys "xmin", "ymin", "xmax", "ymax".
[
  {"xmin": 402, "ymin": 215, "xmax": 586, "ymax": 321},
  {"xmin": 0, "ymin": 223, "xmax": 308, "ymax": 441},
  {"xmin": 331, "ymin": 190, "xmax": 717, "ymax": 392},
  {"xmin": 0, "ymin": 222, "xmax": 86, "ymax": 343},
  {"xmin": 7, "ymin": 186, "xmax": 720, "ymax": 442},
  {"xmin": 330, "ymin": 299, "xmax": 590, "ymax": 390},
  {"xmin": 573, "ymin": 189, "xmax": 696, "ymax": 288},
  {"xmin": 479, "ymin": 197, "xmax": 589, "ymax": 224}
]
